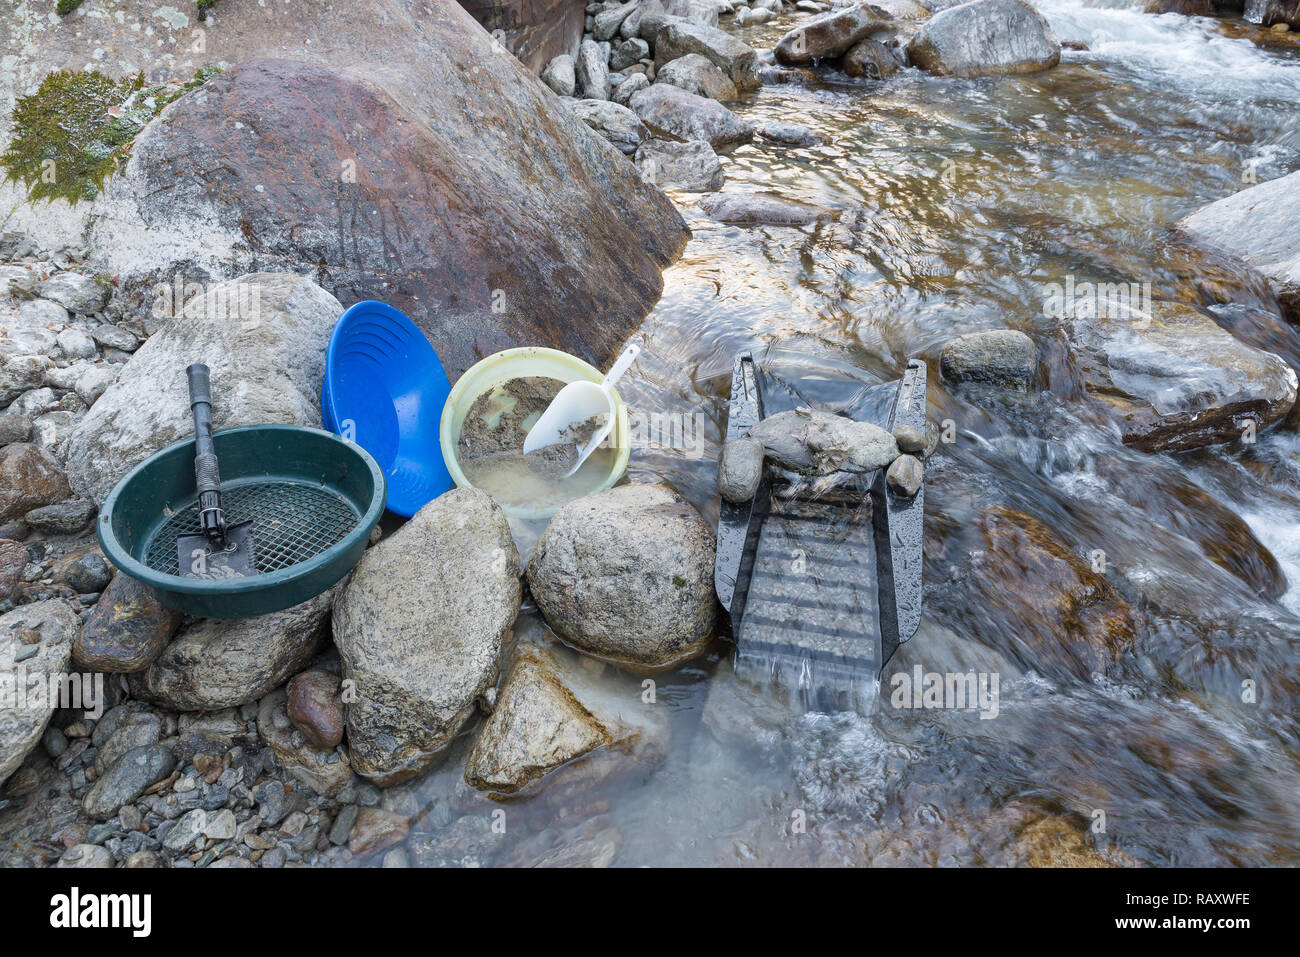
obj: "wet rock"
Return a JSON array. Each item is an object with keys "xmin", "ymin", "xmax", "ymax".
[
  {"xmin": 465, "ymin": 644, "xmax": 671, "ymax": 794},
  {"xmin": 578, "ymin": 37, "xmax": 613, "ymax": 99},
  {"xmin": 844, "ymin": 35, "xmax": 905, "ymax": 77},
  {"xmin": 54, "ymin": 547, "xmax": 111, "ymax": 594},
  {"xmin": 541, "ymin": 54, "xmax": 577, "ymax": 96},
  {"xmin": 329, "ymin": 803, "xmax": 358, "ymax": 845},
  {"xmin": 653, "ymin": 19, "xmax": 761, "ymax": 89},
  {"xmin": 718, "ymin": 436, "xmax": 765, "ymax": 502},
  {"xmin": 82, "ymin": 745, "xmax": 176, "ymax": 821},
  {"xmin": 0, "ymin": 600, "xmax": 77, "ymax": 786},
  {"xmin": 0, "ymin": 443, "xmax": 70, "ymax": 522},
  {"xmin": 129, "ymin": 590, "xmax": 333, "ymax": 711},
  {"xmin": 64, "ymin": 273, "xmax": 336, "ymax": 503},
  {"xmin": 1070, "ymin": 300, "xmax": 1297, "ymax": 452},
  {"xmin": 656, "ymin": 53, "xmax": 739, "ymax": 100},
  {"xmin": 774, "ymin": 3, "xmax": 894, "ymax": 64},
  {"xmin": 24, "ymin": 499, "xmax": 96, "ymax": 536},
  {"xmin": 92, "ymin": 712, "xmax": 163, "ymax": 776},
  {"xmin": 748, "ymin": 407, "xmax": 900, "ymax": 474},
  {"xmin": 892, "ymin": 422, "xmax": 926, "ymax": 453},
  {"xmin": 257, "ymin": 689, "xmax": 354, "ymax": 799},
  {"xmin": 754, "ymin": 120, "xmax": 829, "ymax": 147},
  {"xmin": 566, "ymin": 99, "xmax": 651, "ymax": 154},
  {"xmin": 348, "ymin": 807, "xmax": 411, "ymax": 857},
  {"xmin": 908, "ymin": 0, "xmax": 1061, "ymax": 76},
  {"xmin": 1177, "ymin": 168, "xmax": 1300, "ymax": 325},
  {"xmin": 967, "ymin": 506, "xmax": 1136, "ymax": 679},
  {"xmin": 528, "ymin": 484, "xmax": 716, "ymax": 668},
  {"xmin": 0, "ymin": 355, "xmax": 52, "ymax": 407},
  {"xmin": 940, "ymin": 329, "xmax": 1037, "ymax": 389},
  {"xmin": 629, "ymin": 83, "xmax": 754, "ymax": 148},
  {"xmin": 39, "ymin": 273, "xmax": 109, "ymax": 315},
  {"xmin": 333, "ymin": 488, "xmax": 521, "ymax": 786},
  {"xmin": 74, "ymin": 574, "xmax": 183, "ymax": 674},
  {"xmin": 286, "ymin": 670, "xmax": 345, "ymax": 750},
  {"xmin": 886, "ymin": 454, "xmax": 923, "ymax": 496},
  {"xmin": 634, "ymin": 139, "xmax": 725, "ymax": 192},
  {"xmin": 700, "ymin": 190, "xmax": 839, "ymax": 226},
  {"xmin": 90, "ymin": 51, "xmax": 687, "ymax": 384}
]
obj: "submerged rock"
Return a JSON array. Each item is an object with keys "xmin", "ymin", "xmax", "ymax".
[
  {"xmin": 287, "ymin": 670, "xmax": 345, "ymax": 750},
  {"xmin": 465, "ymin": 644, "xmax": 670, "ymax": 794},
  {"xmin": 257, "ymin": 688, "xmax": 354, "ymax": 799},
  {"xmin": 128, "ymin": 590, "xmax": 334, "ymax": 711},
  {"xmin": 527, "ymin": 484, "xmax": 716, "ymax": 669},
  {"xmin": 64, "ymin": 273, "xmax": 338, "ymax": 503},
  {"xmin": 940, "ymin": 329, "xmax": 1037, "ymax": 389},
  {"xmin": 629, "ymin": 83, "xmax": 754, "ymax": 148},
  {"xmin": 333, "ymin": 488, "xmax": 521, "ymax": 785},
  {"xmin": 1070, "ymin": 300, "xmax": 1297, "ymax": 452},
  {"xmin": 635, "ymin": 139, "xmax": 726, "ymax": 192},
  {"xmin": 700, "ymin": 191, "xmax": 840, "ymax": 226},
  {"xmin": 0, "ymin": 601, "xmax": 77, "ymax": 787},
  {"xmin": 1176, "ymin": 168, "xmax": 1300, "ymax": 326},
  {"xmin": 747, "ymin": 407, "xmax": 900, "ymax": 474},
  {"xmin": 907, "ymin": 0, "xmax": 1061, "ymax": 76}
]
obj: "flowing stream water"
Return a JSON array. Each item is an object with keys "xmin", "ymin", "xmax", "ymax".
[{"xmin": 404, "ymin": 2, "xmax": 1300, "ymax": 866}]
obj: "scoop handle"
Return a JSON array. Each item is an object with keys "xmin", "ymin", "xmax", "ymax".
[
  {"xmin": 601, "ymin": 343, "xmax": 640, "ymax": 394},
  {"xmin": 187, "ymin": 363, "xmax": 226, "ymax": 539}
]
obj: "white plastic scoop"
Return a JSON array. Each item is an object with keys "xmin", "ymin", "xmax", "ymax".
[{"xmin": 523, "ymin": 344, "xmax": 640, "ymax": 478}]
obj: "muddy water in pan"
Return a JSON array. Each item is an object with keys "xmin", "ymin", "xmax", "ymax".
[{"xmin": 403, "ymin": 2, "xmax": 1300, "ymax": 866}]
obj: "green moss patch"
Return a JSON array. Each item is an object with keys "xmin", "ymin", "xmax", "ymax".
[
  {"xmin": 197, "ymin": 0, "xmax": 220, "ymax": 21},
  {"xmin": 55, "ymin": 0, "xmax": 85, "ymax": 15},
  {"xmin": 1, "ymin": 66, "xmax": 222, "ymax": 206}
]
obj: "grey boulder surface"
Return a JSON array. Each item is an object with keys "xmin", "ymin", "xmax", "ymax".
[
  {"xmin": 464, "ymin": 642, "xmax": 670, "ymax": 795},
  {"xmin": 635, "ymin": 139, "xmax": 726, "ymax": 192},
  {"xmin": 578, "ymin": 37, "xmax": 613, "ymax": 99},
  {"xmin": 0, "ymin": 601, "xmax": 78, "ymax": 787},
  {"xmin": 655, "ymin": 53, "xmax": 739, "ymax": 101},
  {"xmin": 82, "ymin": 745, "xmax": 176, "ymax": 821},
  {"xmin": 527, "ymin": 484, "xmax": 717, "ymax": 669},
  {"xmin": 127, "ymin": 590, "xmax": 335, "ymax": 711},
  {"xmin": 541, "ymin": 54, "xmax": 578, "ymax": 96},
  {"xmin": 566, "ymin": 99, "xmax": 651, "ymax": 154},
  {"xmin": 747, "ymin": 407, "xmax": 901, "ymax": 474},
  {"xmin": 1176, "ymin": 169, "xmax": 1300, "ymax": 326},
  {"xmin": 629, "ymin": 84, "xmax": 754, "ymax": 149},
  {"xmin": 653, "ymin": 19, "xmax": 761, "ymax": 89},
  {"xmin": 907, "ymin": 0, "xmax": 1061, "ymax": 76},
  {"xmin": 939, "ymin": 328, "xmax": 1037, "ymax": 389},
  {"xmin": 63, "ymin": 272, "xmax": 338, "ymax": 503},
  {"xmin": 333, "ymin": 488, "xmax": 521, "ymax": 786}
]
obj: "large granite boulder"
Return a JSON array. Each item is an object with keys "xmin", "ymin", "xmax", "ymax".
[
  {"xmin": 89, "ymin": 53, "xmax": 688, "ymax": 381},
  {"xmin": 1177, "ymin": 170, "xmax": 1300, "ymax": 326},
  {"xmin": 773, "ymin": 4, "xmax": 895, "ymax": 65},
  {"xmin": 629, "ymin": 83, "xmax": 754, "ymax": 149},
  {"xmin": 333, "ymin": 488, "xmax": 521, "ymax": 785},
  {"xmin": 1070, "ymin": 300, "xmax": 1297, "ymax": 452},
  {"xmin": 653, "ymin": 19, "xmax": 761, "ymax": 89},
  {"xmin": 907, "ymin": 0, "xmax": 1061, "ymax": 76},
  {"xmin": 63, "ymin": 273, "xmax": 337, "ymax": 503},
  {"xmin": 0, "ymin": 601, "xmax": 78, "ymax": 787}
]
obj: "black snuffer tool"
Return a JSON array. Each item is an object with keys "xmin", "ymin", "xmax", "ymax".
[{"xmin": 176, "ymin": 363, "xmax": 255, "ymax": 579}]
